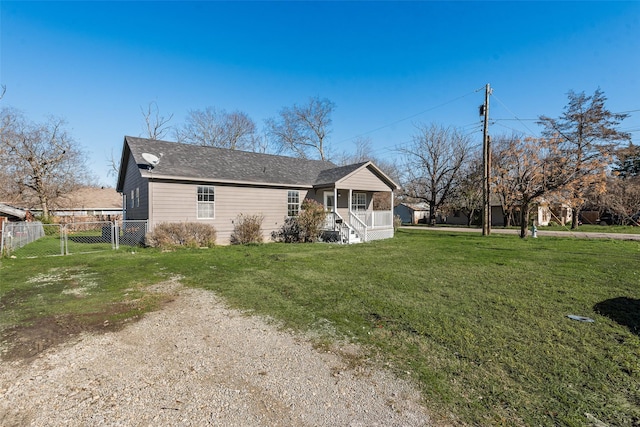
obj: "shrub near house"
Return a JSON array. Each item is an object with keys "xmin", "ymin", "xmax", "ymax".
[{"xmin": 272, "ymin": 199, "xmax": 327, "ymax": 243}]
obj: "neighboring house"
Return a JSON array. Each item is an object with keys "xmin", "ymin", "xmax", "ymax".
[
  {"xmin": 27, "ymin": 187, "xmax": 122, "ymax": 220},
  {"xmin": 0, "ymin": 203, "xmax": 27, "ymax": 222},
  {"xmin": 394, "ymin": 202, "xmax": 430, "ymax": 225},
  {"xmin": 445, "ymin": 203, "xmax": 505, "ymax": 227},
  {"xmin": 116, "ymin": 136, "xmax": 399, "ymax": 245},
  {"xmin": 535, "ymin": 200, "xmax": 572, "ymax": 226}
]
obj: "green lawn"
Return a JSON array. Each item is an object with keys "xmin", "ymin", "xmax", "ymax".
[
  {"xmin": 1, "ymin": 230, "xmax": 639, "ymax": 426},
  {"xmin": 410, "ymin": 223, "xmax": 640, "ymax": 234}
]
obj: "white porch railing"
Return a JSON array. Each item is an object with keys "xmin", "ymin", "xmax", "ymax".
[
  {"xmin": 349, "ymin": 211, "xmax": 367, "ymax": 242},
  {"xmin": 323, "ymin": 210, "xmax": 393, "ymax": 244},
  {"xmin": 354, "ymin": 210, "xmax": 393, "ymax": 229}
]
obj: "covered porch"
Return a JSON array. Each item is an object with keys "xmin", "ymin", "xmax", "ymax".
[
  {"xmin": 311, "ymin": 160, "xmax": 398, "ymax": 244},
  {"xmin": 317, "ymin": 187, "xmax": 395, "ymax": 244}
]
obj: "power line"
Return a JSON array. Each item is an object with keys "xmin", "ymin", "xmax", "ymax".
[
  {"xmin": 491, "ymin": 93, "xmax": 539, "ymax": 137},
  {"xmin": 493, "ymin": 122, "xmax": 537, "ymax": 136},
  {"xmin": 336, "ymin": 88, "xmax": 481, "ymax": 144}
]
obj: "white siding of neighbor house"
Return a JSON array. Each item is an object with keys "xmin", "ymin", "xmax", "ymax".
[
  {"xmin": 121, "ymin": 154, "xmax": 149, "ymax": 220},
  {"xmin": 339, "ymin": 166, "xmax": 393, "ymax": 192},
  {"xmin": 149, "ymin": 182, "xmax": 313, "ymax": 244}
]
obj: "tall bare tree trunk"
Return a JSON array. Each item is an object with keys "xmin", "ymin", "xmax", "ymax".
[{"xmin": 519, "ymin": 201, "xmax": 531, "ymax": 238}]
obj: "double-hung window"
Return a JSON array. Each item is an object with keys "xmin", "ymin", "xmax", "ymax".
[
  {"xmin": 352, "ymin": 192, "xmax": 367, "ymax": 212},
  {"xmin": 287, "ymin": 190, "xmax": 300, "ymax": 217},
  {"xmin": 197, "ymin": 186, "xmax": 215, "ymax": 219}
]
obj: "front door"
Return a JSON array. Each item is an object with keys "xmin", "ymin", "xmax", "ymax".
[{"xmin": 324, "ymin": 192, "xmax": 335, "ymax": 212}]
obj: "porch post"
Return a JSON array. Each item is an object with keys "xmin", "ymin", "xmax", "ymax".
[
  {"xmin": 333, "ymin": 187, "xmax": 338, "ymax": 213},
  {"xmin": 348, "ymin": 189, "xmax": 352, "ymax": 216},
  {"xmin": 391, "ymin": 191, "xmax": 394, "ymax": 230}
]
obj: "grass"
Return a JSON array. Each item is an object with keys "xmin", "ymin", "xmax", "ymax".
[
  {"xmin": 410, "ymin": 222, "xmax": 640, "ymax": 234},
  {"xmin": 1, "ymin": 230, "xmax": 639, "ymax": 426}
]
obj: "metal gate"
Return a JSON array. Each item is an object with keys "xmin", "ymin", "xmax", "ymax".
[{"xmin": 1, "ymin": 220, "xmax": 148, "ymax": 258}]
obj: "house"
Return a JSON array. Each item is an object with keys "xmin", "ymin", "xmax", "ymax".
[
  {"xmin": 0, "ymin": 203, "xmax": 28, "ymax": 222},
  {"xmin": 27, "ymin": 187, "xmax": 122, "ymax": 221},
  {"xmin": 116, "ymin": 136, "xmax": 399, "ymax": 245},
  {"xmin": 535, "ymin": 200, "xmax": 572, "ymax": 226},
  {"xmin": 445, "ymin": 203, "xmax": 505, "ymax": 227},
  {"xmin": 394, "ymin": 202, "xmax": 430, "ymax": 225}
]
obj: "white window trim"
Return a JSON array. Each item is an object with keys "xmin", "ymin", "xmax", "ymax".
[
  {"xmin": 287, "ymin": 190, "xmax": 300, "ymax": 217},
  {"xmin": 324, "ymin": 191, "xmax": 335, "ymax": 212},
  {"xmin": 352, "ymin": 192, "xmax": 367, "ymax": 212},
  {"xmin": 197, "ymin": 186, "xmax": 215, "ymax": 219}
]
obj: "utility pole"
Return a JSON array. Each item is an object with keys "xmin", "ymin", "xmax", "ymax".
[{"xmin": 481, "ymin": 83, "xmax": 492, "ymax": 236}]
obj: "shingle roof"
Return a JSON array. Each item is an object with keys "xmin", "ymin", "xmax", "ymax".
[
  {"xmin": 314, "ymin": 162, "xmax": 368, "ymax": 186},
  {"xmin": 55, "ymin": 187, "xmax": 122, "ymax": 209},
  {"xmin": 0, "ymin": 203, "xmax": 27, "ymax": 219},
  {"xmin": 124, "ymin": 136, "xmax": 339, "ymax": 187},
  {"xmin": 118, "ymin": 137, "xmax": 398, "ymax": 191}
]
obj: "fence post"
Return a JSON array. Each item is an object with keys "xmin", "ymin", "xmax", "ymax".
[
  {"xmin": 112, "ymin": 221, "xmax": 118, "ymax": 250},
  {"xmin": 1, "ymin": 220, "xmax": 5, "ymax": 256},
  {"xmin": 63, "ymin": 225, "xmax": 68, "ymax": 255}
]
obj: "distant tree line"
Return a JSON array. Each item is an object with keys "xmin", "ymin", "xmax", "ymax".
[
  {"xmin": 399, "ymin": 89, "xmax": 634, "ymax": 237},
  {"xmin": 1, "ymin": 87, "xmax": 636, "ymax": 231}
]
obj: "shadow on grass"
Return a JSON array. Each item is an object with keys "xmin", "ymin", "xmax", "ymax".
[{"xmin": 594, "ymin": 297, "xmax": 640, "ymax": 336}]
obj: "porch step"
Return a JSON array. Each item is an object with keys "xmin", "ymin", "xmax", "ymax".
[{"xmin": 346, "ymin": 228, "xmax": 361, "ymax": 244}]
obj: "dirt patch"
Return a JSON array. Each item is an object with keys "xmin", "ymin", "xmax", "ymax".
[
  {"xmin": 1, "ymin": 305, "xmax": 132, "ymax": 361},
  {"xmin": 1, "ymin": 272, "xmax": 181, "ymax": 362},
  {"xmin": 1, "ymin": 297, "xmax": 175, "ymax": 362}
]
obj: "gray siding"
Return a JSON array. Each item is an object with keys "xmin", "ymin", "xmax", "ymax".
[
  {"xmin": 121, "ymin": 155, "xmax": 148, "ymax": 220},
  {"xmin": 150, "ymin": 182, "xmax": 312, "ymax": 244}
]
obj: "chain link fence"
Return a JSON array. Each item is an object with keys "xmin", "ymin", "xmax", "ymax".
[
  {"xmin": 1, "ymin": 220, "xmax": 148, "ymax": 258},
  {"xmin": 116, "ymin": 220, "xmax": 148, "ymax": 248}
]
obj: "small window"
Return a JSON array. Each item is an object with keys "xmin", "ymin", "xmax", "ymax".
[
  {"xmin": 197, "ymin": 186, "xmax": 215, "ymax": 219},
  {"xmin": 287, "ymin": 190, "xmax": 300, "ymax": 217},
  {"xmin": 130, "ymin": 190, "xmax": 134, "ymax": 208},
  {"xmin": 135, "ymin": 187, "xmax": 140, "ymax": 208},
  {"xmin": 352, "ymin": 193, "xmax": 366, "ymax": 211}
]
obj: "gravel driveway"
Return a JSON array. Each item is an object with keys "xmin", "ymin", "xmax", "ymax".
[{"xmin": 0, "ymin": 281, "xmax": 433, "ymax": 426}]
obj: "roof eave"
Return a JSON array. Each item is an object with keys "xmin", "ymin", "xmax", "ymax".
[
  {"xmin": 332, "ymin": 161, "xmax": 399, "ymax": 190},
  {"xmin": 115, "ymin": 137, "xmax": 131, "ymax": 193},
  {"xmin": 139, "ymin": 171, "xmax": 314, "ymax": 189}
]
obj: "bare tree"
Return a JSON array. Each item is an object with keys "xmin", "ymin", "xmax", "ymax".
[
  {"xmin": 492, "ymin": 134, "xmax": 526, "ymax": 227},
  {"xmin": 447, "ymin": 152, "xmax": 483, "ymax": 226},
  {"xmin": 0, "ymin": 108, "xmax": 91, "ymax": 218},
  {"xmin": 398, "ymin": 123, "xmax": 472, "ymax": 223},
  {"xmin": 538, "ymin": 89, "xmax": 630, "ymax": 228},
  {"xmin": 335, "ymin": 136, "xmax": 401, "ymax": 210},
  {"xmin": 141, "ymin": 101, "xmax": 173, "ymax": 140},
  {"xmin": 266, "ymin": 96, "xmax": 335, "ymax": 160},
  {"xmin": 336, "ymin": 137, "xmax": 399, "ymax": 178},
  {"xmin": 107, "ymin": 100, "xmax": 172, "ymax": 179},
  {"xmin": 601, "ymin": 176, "xmax": 640, "ymax": 225},
  {"xmin": 174, "ymin": 107, "xmax": 260, "ymax": 151}
]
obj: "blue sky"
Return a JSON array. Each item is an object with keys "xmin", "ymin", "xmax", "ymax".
[{"xmin": 1, "ymin": 1, "xmax": 639, "ymax": 186}]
